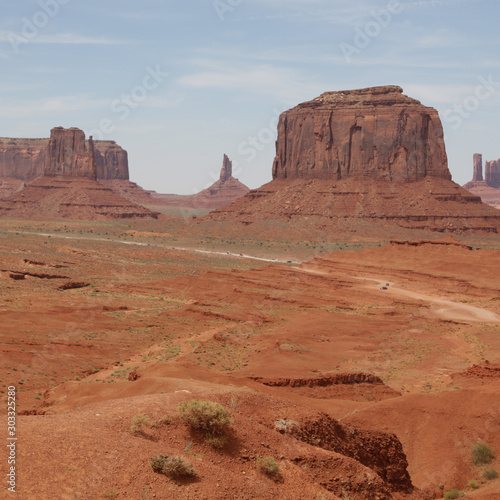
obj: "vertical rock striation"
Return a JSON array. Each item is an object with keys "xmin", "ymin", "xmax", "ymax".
[
  {"xmin": 94, "ymin": 141, "xmax": 129, "ymax": 180},
  {"xmin": 45, "ymin": 127, "xmax": 97, "ymax": 179},
  {"xmin": 272, "ymin": 86, "xmax": 451, "ymax": 183},
  {"xmin": 0, "ymin": 138, "xmax": 47, "ymax": 180},
  {"xmin": 473, "ymin": 153, "xmax": 483, "ymax": 182},
  {"xmin": 485, "ymin": 159, "xmax": 500, "ymax": 189},
  {"xmin": 0, "ymin": 134, "xmax": 129, "ymax": 183}
]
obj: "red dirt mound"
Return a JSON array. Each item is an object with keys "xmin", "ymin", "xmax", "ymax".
[
  {"xmin": 205, "ymin": 176, "xmax": 500, "ymax": 234},
  {"xmin": 461, "ymin": 361, "xmax": 500, "ymax": 379},
  {"xmin": 0, "ymin": 176, "xmax": 159, "ymax": 220}
]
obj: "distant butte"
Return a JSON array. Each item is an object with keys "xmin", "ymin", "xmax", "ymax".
[
  {"xmin": 130, "ymin": 154, "xmax": 250, "ymax": 212},
  {"xmin": 463, "ymin": 154, "xmax": 500, "ymax": 210},
  {"xmin": 205, "ymin": 86, "xmax": 500, "ymax": 234},
  {"xmin": 0, "ymin": 127, "xmax": 158, "ymax": 221},
  {"xmin": 186, "ymin": 154, "xmax": 250, "ymax": 209},
  {"xmin": 272, "ymin": 85, "xmax": 451, "ymax": 183},
  {"xmin": 0, "ymin": 131, "xmax": 129, "ymax": 199}
]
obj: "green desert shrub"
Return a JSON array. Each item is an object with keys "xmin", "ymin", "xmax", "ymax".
[
  {"xmin": 443, "ymin": 489, "xmax": 464, "ymax": 499},
  {"xmin": 150, "ymin": 454, "xmax": 169, "ymax": 473},
  {"xmin": 467, "ymin": 479, "xmax": 479, "ymax": 490},
  {"xmin": 130, "ymin": 414, "xmax": 151, "ymax": 433},
  {"xmin": 472, "ymin": 442, "xmax": 495, "ymax": 465},
  {"xmin": 150, "ymin": 454, "xmax": 197, "ymax": 479},
  {"xmin": 483, "ymin": 468, "xmax": 499, "ymax": 480},
  {"xmin": 205, "ymin": 433, "xmax": 228, "ymax": 449},
  {"xmin": 256, "ymin": 456, "xmax": 281, "ymax": 478},
  {"xmin": 177, "ymin": 399, "xmax": 233, "ymax": 436}
]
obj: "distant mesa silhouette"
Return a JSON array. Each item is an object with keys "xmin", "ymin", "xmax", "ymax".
[{"xmin": 463, "ymin": 153, "xmax": 500, "ymax": 210}]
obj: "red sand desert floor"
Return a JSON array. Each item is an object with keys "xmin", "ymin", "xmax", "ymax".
[{"xmin": 1, "ymin": 221, "xmax": 499, "ymax": 499}]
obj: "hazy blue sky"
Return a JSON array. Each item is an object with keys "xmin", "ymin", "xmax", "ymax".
[{"xmin": 0, "ymin": 0, "xmax": 498, "ymax": 193}]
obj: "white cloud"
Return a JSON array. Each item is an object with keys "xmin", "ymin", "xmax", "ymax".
[
  {"xmin": 141, "ymin": 95, "xmax": 184, "ymax": 109},
  {"xmin": 401, "ymin": 0, "xmax": 486, "ymax": 8},
  {"xmin": 0, "ymin": 94, "xmax": 108, "ymax": 119},
  {"xmin": 402, "ymin": 82, "xmax": 491, "ymax": 105},
  {"xmin": 177, "ymin": 63, "xmax": 326, "ymax": 104},
  {"xmin": 0, "ymin": 31, "xmax": 133, "ymax": 46}
]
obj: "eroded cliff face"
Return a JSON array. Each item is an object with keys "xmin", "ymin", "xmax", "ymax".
[
  {"xmin": 473, "ymin": 153, "xmax": 483, "ymax": 182},
  {"xmin": 94, "ymin": 141, "xmax": 129, "ymax": 180},
  {"xmin": 272, "ymin": 86, "xmax": 451, "ymax": 183},
  {"xmin": 0, "ymin": 138, "xmax": 47, "ymax": 180},
  {"xmin": 206, "ymin": 87, "xmax": 500, "ymax": 234},
  {"xmin": 485, "ymin": 159, "xmax": 500, "ymax": 189},
  {"xmin": 0, "ymin": 134, "xmax": 129, "ymax": 181},
  {"xmin": 46, "ymin": 127, "xmax": 97, "ymax": 179}
]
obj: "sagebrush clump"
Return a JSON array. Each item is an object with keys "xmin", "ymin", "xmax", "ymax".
[
  {"xmin": 467, "ymin": 479, "xmax": 479, "ymax": 490},
  {"xmin": 483, "ymin": 467, "xmax": 499, "ymax": 480},
  {"xmin": 472, "ymin": 442, "xmax": 495, "ymax": 465},
  {"xmin": 150, "ymin": 455, "xmax": 197, "ymax": 479},
  {"xmin": 256, "ymin": 456, "xmax": 281, "ymax": 478},
  {"xmin": 177, "ymin": 399, "xmax": 233, "ymax": 447},
  {"xmin": 130, "ymin": 414, "xmax": 151, "ymax": 433},
  {"xmin": 443, "ymin": 489, "xmax": 464, "ymax": 499}
]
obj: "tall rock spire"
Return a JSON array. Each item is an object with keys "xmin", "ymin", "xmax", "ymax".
[
  {"xmin": 473, "ymin": 153, "xmax": 483, "ymax": 182},
  {"xmin": 220, "ymin": 154, "xmax": 232, "ymax": 182}
]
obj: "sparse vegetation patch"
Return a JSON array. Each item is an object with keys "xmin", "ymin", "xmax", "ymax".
[
  {"xmin": 472, "ymin": 442, "xmax": 495, "ymax": 465},
  {"xmin": 483, "ymin": 467, "xmax": 499, "ymax": 480},
  {"xmin": 150, "ymin": 454, "xmax": 197, "ymax": 479},
  {"xmin": 257, "ymin": 456, "xmax": 281, "ymax": 478}
]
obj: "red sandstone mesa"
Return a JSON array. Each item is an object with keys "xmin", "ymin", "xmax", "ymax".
[
  {"xmin": 0, "ymin": 127, "xmax": 158, "ymax": 220},
  {"xmin": 207, "ymin": 86, "xmax": 500, "ymax": 233},
  {"xmin": 0, "ymin": 133, "xmax": 129, "ymax": 183},
  {"xmin": 272, "ymin": 85, "xmax": 451, "ymax": 183}
]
